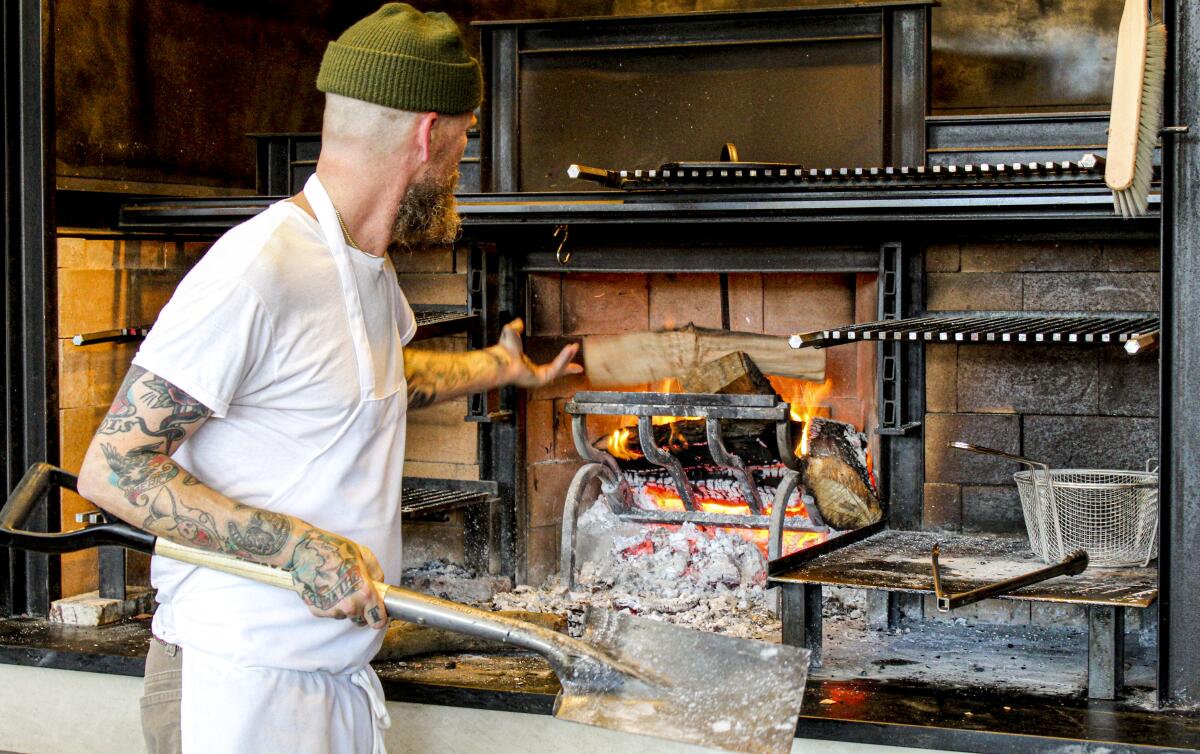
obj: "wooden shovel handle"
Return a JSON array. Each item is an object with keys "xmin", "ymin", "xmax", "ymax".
[{"xmin": 154, "ymin": 538, "xmax": 387, "ymax": 596}]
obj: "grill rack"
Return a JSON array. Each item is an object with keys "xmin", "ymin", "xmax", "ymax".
[
  {"xmin": 401, "ymin": 479, "xmax": 499, "ymax": 522},
  {"xmin": 568, "ymin": 154, "xmax": 1116, "ymax": 192},
  {"xmin": 788, "ymin": 314, "xmax": 1160, "ymax": 349}
]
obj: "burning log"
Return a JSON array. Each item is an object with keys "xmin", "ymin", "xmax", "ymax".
[
  {"xmin": 606, "ymin": 416, "xmax": 781, "ymax": 468},
  {"xmin": 583, "ymin": 324, "xmax": 826, "ymax": 387},
  {"xmin": 801, "ymin": 417, "xmax": 882, "ymax": 529}
]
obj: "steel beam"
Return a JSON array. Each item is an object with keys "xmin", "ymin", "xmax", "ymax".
[
  {"xmin": 3, "ymin": 0, "xmax": 57, "ymax": 617},
  {"xmin": 1159, "ymin": 0, "xmax": 1200, "ymax": 710}
]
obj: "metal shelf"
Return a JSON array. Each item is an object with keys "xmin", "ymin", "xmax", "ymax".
[
  {"xmin": 412, "ymin": 306, "xmax": 477, "ymax": 341},
  {"xmin": 789, "ymin": 313, "xmax": 1160, "ymax": 349},
  {"xmin": 401, "ymin": 478, "xmax": 499, "ymax": 522}
]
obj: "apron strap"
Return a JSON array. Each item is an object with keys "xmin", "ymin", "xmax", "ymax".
[{"xmin": 351, "ymin": 665, "xmax": 391, "ymax": 754}]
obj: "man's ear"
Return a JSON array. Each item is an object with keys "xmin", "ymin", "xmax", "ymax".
[{"xmin": 414, "ymin": 112, "xmax": 439, "ymax": 163}]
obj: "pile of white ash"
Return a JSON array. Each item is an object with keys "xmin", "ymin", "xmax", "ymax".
[
  {"xmin": 491, "ymin": 501, "xmax": 781, "ymax": 641},
  {"xmin": 402, "ymin": 559, "xmax": 513, "ymax": 605}
]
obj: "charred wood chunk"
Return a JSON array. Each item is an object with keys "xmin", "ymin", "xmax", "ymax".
[
  {"xmin": 605, "ymin": 417, "xmax": 779, "ymax": 469},
  {"xmin": 679, "ymin": 351, "xmax": 777, "ymax": 396},
  {"xmin": 802, "ymin": 417, "xmax": 882, "ymax": 529}
]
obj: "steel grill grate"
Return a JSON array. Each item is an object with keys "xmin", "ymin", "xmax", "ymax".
[
  {"xmin": 401, "ymin": 487, "xmax": 498, "ymax": 519},
  {"xmin": 789, "ymin": 314, "xmax": 1160, "ymax": 349}
]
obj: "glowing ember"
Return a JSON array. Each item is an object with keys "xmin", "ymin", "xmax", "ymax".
[
  {"xmin": 635, "ymin": 482, "xmax": 826, "ymax": 558},
  {"xmin": 605, "ymin": 379, "xmax": 699, "ymax": 460}
]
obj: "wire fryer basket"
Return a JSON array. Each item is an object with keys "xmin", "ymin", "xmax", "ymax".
[{"xmin": 1013, "ymin": 469, "xmax": 1159, "ymax": 567}]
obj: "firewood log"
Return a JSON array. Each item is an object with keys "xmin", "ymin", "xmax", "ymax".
[
  {"xmin": 583, "ymin": 324, "xmax": 826, "ymax": 387},
  {"xmin": 802, "ymin": 417, "xmax": 882, "ymax": 529}
]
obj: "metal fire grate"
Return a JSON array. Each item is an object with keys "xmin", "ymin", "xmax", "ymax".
[{"xmin": 788, "ymin": 314, "xmax": 1160, "ymax": 349}]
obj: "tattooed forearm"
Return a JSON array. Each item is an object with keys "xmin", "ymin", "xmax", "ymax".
[
  {"xmin": 287, "ymin": 531, "xmax": 366, "ymax": 610},
  {"xmin": 226, "ymin": 510, "xmax": 292, "ymax": 558},
  {"xmin": 404, "ymin": 348, "xmax": 508, "ymax": 410}
]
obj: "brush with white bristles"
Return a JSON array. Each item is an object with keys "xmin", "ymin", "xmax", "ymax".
[{"xmin": 1105, "ymin": 0, "xmax": 1167, "ymax": 218}]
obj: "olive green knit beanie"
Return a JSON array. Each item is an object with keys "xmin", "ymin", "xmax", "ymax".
[{"xmin": 317, "ymin": 3, "xmax": 481, "ymax": 115}]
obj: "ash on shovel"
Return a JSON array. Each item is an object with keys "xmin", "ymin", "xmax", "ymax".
[{"xmin": 491, "ymin": 500, "xmax": 781, "ymax": 641}]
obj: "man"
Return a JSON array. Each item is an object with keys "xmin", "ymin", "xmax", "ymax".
[{"xmin": 75, "ymin": 5, "xmax": 580, "ymax": 753}]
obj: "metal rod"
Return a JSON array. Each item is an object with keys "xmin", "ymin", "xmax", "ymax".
[
  {"xmin": 636, "ymin": 415, "xmax": 697, "ymax": 511},
  {"xmin": 704, "ymin": 418, "xmax": 763, "ymax": 514},
  {"xmin": 930, "ymin": 546, "xmax": 1089, "ymax": 612}
]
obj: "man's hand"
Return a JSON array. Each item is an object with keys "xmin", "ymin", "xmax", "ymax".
[
  {"xmin": 405, "ymin": 317, "xmax": 583, "ymax": 409},
  {"xmin": 288, "ymin": 529, "xmax": 388, "ymax": 629},
  {"xmin": 492, "ymin": 318, "xmax": 583, "ymax": 388}
]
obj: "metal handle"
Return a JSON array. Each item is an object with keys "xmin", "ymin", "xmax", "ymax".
[
  {"xmin": 931, "ymin": 544, "xmax": 1088, "ymax": 612},
  {"xmin": 0, "ymin": 462, "xmax": 156, "ymax": 554},
  {"xmin": 948, "ymin": 441, "xmax": 1050, "ymax": 471}
]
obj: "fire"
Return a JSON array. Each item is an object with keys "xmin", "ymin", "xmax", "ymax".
[
  {"xmin": 768, "ymin": 377, "xmax": 834, "ymax": 457},
  {"xmin": 605, "ymin": 379, "xmax": 698, "ymax": 460},
  {"xmin": 635, "ymin": 483, "xmax": 825, "ymax": 557}
]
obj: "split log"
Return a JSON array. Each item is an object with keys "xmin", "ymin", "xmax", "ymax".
[
  {"xmin": 678, "ymin": 351, "xmax": 775, "ymax": 395},
  {"xmin": 583, "ymin": 324, "xmax": 826, "ymax": 387},
  {"xmin": 802, "ymin": 417, "xmax": 882, "ymax": 529},
  {"xmin": 375, "ymin": 611, "xmax": 567, "ymax": 661}
]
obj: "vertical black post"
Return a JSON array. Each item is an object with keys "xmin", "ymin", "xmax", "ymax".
[
  {"xmin": 1159, "ymin": 0, "xmax": 1200, "ymax": 709},
  {"xmin": 480, "ymin": 26, "xmax": 519, "ymax": 193},
  {"xmin": 3, "ymin": 0, "xmax": 58, "ymax": 617},
  {"xmin": 885, "ymin": 6, "xmax": 929, "ymax": 167}
]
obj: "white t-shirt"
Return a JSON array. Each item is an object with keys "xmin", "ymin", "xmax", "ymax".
[{"xmin": 133, "ymin": 199, "xmax": 416, "ymax": 629}]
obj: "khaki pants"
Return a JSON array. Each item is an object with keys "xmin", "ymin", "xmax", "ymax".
[{"xmin": 141, "ymin": 637, "xmax": 182, "ymax": 754}]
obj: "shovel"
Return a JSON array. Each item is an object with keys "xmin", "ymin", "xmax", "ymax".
[{"xmin": 1, "ymin": 463, "xmax": 811, "ymax": 754}]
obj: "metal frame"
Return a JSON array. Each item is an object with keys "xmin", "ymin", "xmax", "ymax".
[
  {"xmin": 3, "ymin": 0, "xmax": 57, "ymax": 617},
  {"xmin": 1158, "ymin": 0, "xmax": 1200, "ymax": 710}
]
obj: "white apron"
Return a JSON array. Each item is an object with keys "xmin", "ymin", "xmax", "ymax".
[{"xmin": 170, "ymin": 174, "xmax": 408, "ymax": 754}]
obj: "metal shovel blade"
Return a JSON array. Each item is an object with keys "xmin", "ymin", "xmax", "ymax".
[{"xmin": 554, "ymin": 607, "xmax": 811, "ymax": 754}]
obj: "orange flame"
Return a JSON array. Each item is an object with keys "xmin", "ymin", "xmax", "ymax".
[
  {"xmin": 768, "ymin": 377, "xmax": 834, "ymax": 457},
  {"xmin": 605, "ymin": 379, "xmax": 698, "ymax": 458}
]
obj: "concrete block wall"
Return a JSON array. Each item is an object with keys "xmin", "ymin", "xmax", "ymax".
[
  {"xmin": 56, "ymin": 235, "xmax": 209, "ymax": 598},
  {"xmin": 523, "ymin": 271, "xmax": 875, "ymax": 586},
  {"xmin": 922, "ymin": 240, "xmax": 1159, "ymax": 626}
]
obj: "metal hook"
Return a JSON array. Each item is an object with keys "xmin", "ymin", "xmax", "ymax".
[{"xmin": 553, "ymin": 224, "xmax": 571, "ymax": 265}]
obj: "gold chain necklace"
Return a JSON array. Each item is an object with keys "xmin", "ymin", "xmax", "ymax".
[{"xmin": 334, "ymin": 207, "xmax": 360, "ymax": 250}]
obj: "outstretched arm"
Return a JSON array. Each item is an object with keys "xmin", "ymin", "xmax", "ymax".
[
  {"xmin": 404, "ymin": 318, "xmax": 582, "ymax": 409},
  {"xmin": 76, "ymin": 366, "xmax": 387, "ymax": 629}
]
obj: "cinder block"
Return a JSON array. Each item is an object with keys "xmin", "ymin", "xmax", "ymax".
[
  {"xmin": 924, "ymin": 413, "xmax": 1021, "ymax": 485},
  {"xmin": 728, "ymin": 273, "xmax": 763, "ymax": 332},
  {"xmin": 762, "ymin": 273, "xmax": 854, "ymax": 334},
  {"xmin": 59, "ymin": 339, "xmax": 92, "ymax": 411},
  {"xmin": 959, "ymin": 241, "xmax": 1103, "ymax": 272},
  {"xmin": 1022, "ymin": 272, "xmax": 1158, "ymax": 312},
  {"xmin": 59, "ymin": 406, "xmax": 108, "ymax": 472},
  {"xmin": 1022, "ymin": 415, "xmax": 1158, "ymax": 471},
  {"xmin": 57, "ymin": 236, "xmax": 88, "ymax": 268},
  {"xmin": 86, "ymin": 341, "xmax": 139, "ymax": 407},
  {"xmin": 528, "ymin": 461, "xmax": 578, "ymax": 527},
  {"xmin": 562, "ymin": 274, "xmax": 649, "ymax": 335},
  {"xmin": 388, "ymin": 246, "xmax": 455, "ymax": 273},
  {"xmin": 551, "ymin": 398, "xmax": 578, "ymax": 461},
  {"xmin": 925, "ymin": 344, "xmax": 957, "ymax": 413},
  {"xmin": 923, "ymin": 594, "xmax": 1030, "ymax": 625},
  {"xmin": 121, "ymin": 240, "xmax": 164, "ymax": 269},
  {"xmin": 956, "ymin": 344, "xmax": 1098, "ymax": 415},
  {"xmin": 925, "ymin": 244, "xmax": 961, "ymax": 272},
  {"xmin": 526, "ymin": 399, "xmax": 555, "ymax": 464},
  {"xmin": 83, "ymin": 239, "xmax": 120, "ymax": 269},
  {"xmin": 130, "ymin": 269, "xmax": 186, "ymax": 324},
  {"xmin": 528, "ymin": 273, "xmax": 563, "ymax": 337},
  {"xmin": 408, "ymin": 398, "xmax": 469, "ymax": 427},
  {"xmin": 648, "ymin": 273, "xmax": 723, "ymax": 330},
  {"xmin": 1097, "ymin": 351, "xmax": 1158, "ymax": 417},
  {"xmin": 405, "ymin": 420, "xmax": 477, "ymax": 464},
  {"xmin": 58, "ymin": 268, "xmax": 128, "ymax": 333},
  {"xmin": 962, "ymin": 485, "xmax": 1026, "ymax": 535},
  {"xmin": 397, "ymin": 273, "xmax": 467, "ymax": 306},
  {"xmin": 825, "ymin": 346, "xmax": 858, "ymax": 401},
  {"xmin": 926, "ymin": 272, "xmax": 1022, "ymax": 311},
  {"xmin": 526, "ymin": 524, "xmax": 562, "ymax": 587},
  {"xmin": 404, "ymin": 461, "xmax": 478, "ymax": 481},
  {"xmin": 1101, "ymin": 242, "xmax": 1160, "ymax": 272},
  {"xmin": 923, "ymin": 483, "xmax": 962, "ymax": 532}
]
